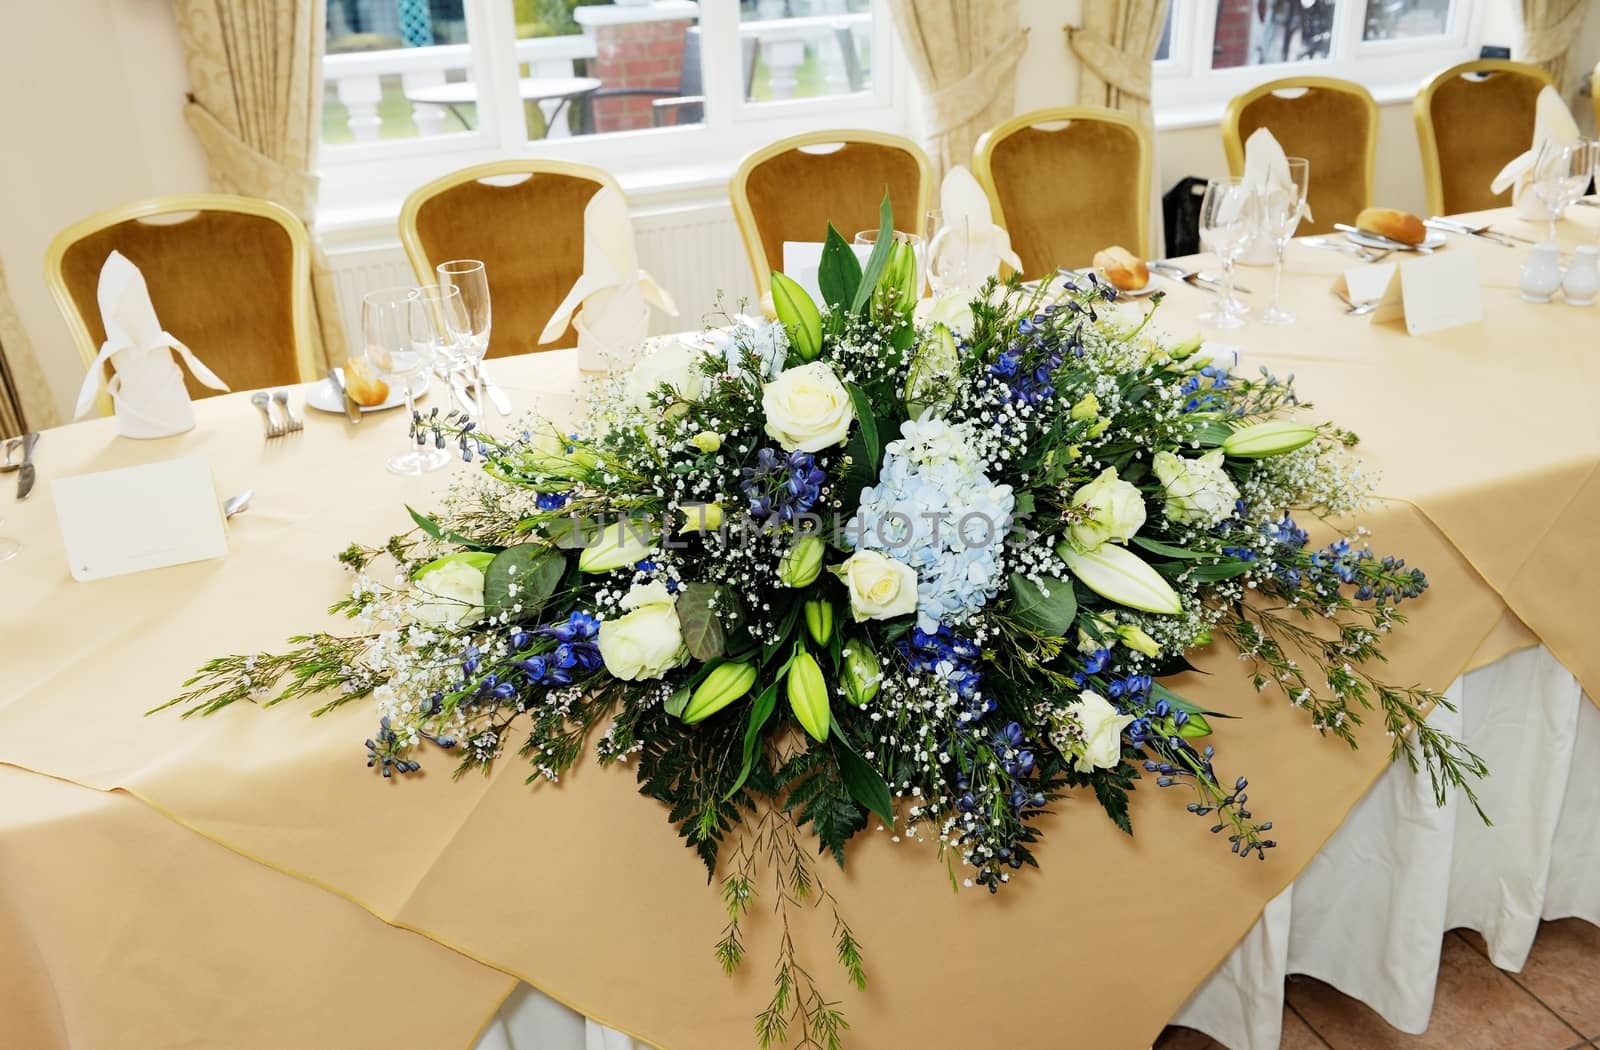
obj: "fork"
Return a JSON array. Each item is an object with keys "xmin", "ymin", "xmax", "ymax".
[
  {"xmin": 251, "ymin": 391, "xmax": 284, "ymax": 439},
  {"xmin": 1306, "ymin": 238, "xmax": 1392, "ymax": 263},
  {"xmin": 272, "ymin": 390, "xmax": 303, "ymax": 434},
  {"xmin": 1334, "ymin": 291, "xmax": 1380, "ymax": 316}
]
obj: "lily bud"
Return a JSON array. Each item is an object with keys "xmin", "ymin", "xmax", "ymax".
[
  {"xmin": 777, "ymin": 535, "xmax": 824, "ymax": 588},
  {"xmin": 1115, "ymin": 624, "xmax": 1162, "ymax": 658},
  {"xmin": 786, "ymin": 650, "xmax": 831, "ymax": 741},
  {"xmin": 804, "ymin": 599, "xmax": 834, "ymax": 645},
  {"xmin": 1178, "ymin": 711, "xmax": 1212, "ymax": 739},
  {"xmin": 1221, "ymin": 421, "xmax": 1318, "ymax": 459},
  {"xmin": 873, "ymin": 239, "xmax": 918, "ymax": 318},
  {"xmin": 1057, "ymin": 541, "xmax": 1182, "ymax": 615},
  {"xmin": 1191, "ymin": 629, "xmax": 1214, "ymax": 647},
  {"xmin": 1168, "ymin": 334, "xmax": 1205, "ymax": 360},
  {"xmin": 770, "ymin": 271, "xmax": 823, "ymax": 361},
  {"xmin": 1070, "ymin": 393, "xmax": 1100, "ymax": 421},
  {"xmin": 690, "ymin": 431, "xmax": 722, "ymax": 453},
  {"xmin": 681, "ymin": 661, "xmax": 758, "ymax": 724},
  {"xmin": 677, "ymin": 502, "xmax": 724, "ymax": 535},
  {"xmin": 578, "ymin": 518, "xmax": 656, "ymax": 573},
  {"xmin": 841, "ymin": 639, "xmax": 880, "ymax": 707}
]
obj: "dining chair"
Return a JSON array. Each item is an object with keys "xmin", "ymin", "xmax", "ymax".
[
  {"xmin": 1222, "ymin": 77, "xmax": 1377, "ymax": 235},
  {"xmin": 399, "ymin": 159, "xmax": 619, "ymax": 355},
  {"xmin": 44, "ymin": 194, "xmax": 318, "ymax": 416},
  {"xmin": 1415, "ymin": 59, "xmax": 1553, "ymax": 217},
  {"xmin": 729, "ymin": 130, "xmax": 934, "ymax": 298},
  {"xmin": 972, "ymin": 106, "xmax": 1151, "ymax": 277}
]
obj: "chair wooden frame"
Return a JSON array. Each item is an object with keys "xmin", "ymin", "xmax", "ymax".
[
  {"xmin": 398, "ymin": 157, "xmax": 624, "ymax": 289},
  {"xmin": 44, "ymin": 193, "xmax": 317, "ymax": 417},
  {"xmin": 729, "ymin": 129, "xmax": 934, "ymax": 299},
  {"xmin": 1414, "ymin": 59, "xmax": 1554, "ymax": 218},
  {"xmin": 1221, "ymin": 76, "xmax": 1378, "ymax": 211},
  {"xmin": 973, "ymin": 105, "xmax": 1153, "ymax": 262}
]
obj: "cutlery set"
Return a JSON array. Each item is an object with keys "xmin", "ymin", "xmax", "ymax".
[
  {"xmin": 1423, "ymin": 217, "xmax": 1532, "ymax": 247},
  {"xmin": 1, "ymin": 431, "xmax": 38, "ymax": 500},
  {"xmin": 1146, "ymin": 260, "xmax": 1253, "ymax": 294},
  {"xmin": 252, "ymin": 390, "xmax": 304, "ymax": 440}
]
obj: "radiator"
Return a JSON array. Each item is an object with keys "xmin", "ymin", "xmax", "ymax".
[{"xmin": 324, "ymin": 203, "xmax": 760, "ymax": 351}]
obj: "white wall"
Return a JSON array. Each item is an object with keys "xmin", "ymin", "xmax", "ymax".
[{"xmin": 0, "ymin": 0, "xmax": 209, "ymax": 420}]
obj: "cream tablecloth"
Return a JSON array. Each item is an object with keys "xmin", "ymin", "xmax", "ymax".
[{"xmin": 2, "ymin": 205, "xmax": 1598, "ymax": 1049}]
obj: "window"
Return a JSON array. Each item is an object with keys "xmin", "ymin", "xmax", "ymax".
[
  {"xmin": 318, "ymin": 0, "xmax": 901, "ymax": 214},
  {"xmin": 1152, "ymin": 0, "xmax": 1482, "ymax": 123}
]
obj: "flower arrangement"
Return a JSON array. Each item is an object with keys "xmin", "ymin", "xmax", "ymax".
[{"xmin": 164, "ymin": 202, "xmax": 1485, "ymax": 1046}]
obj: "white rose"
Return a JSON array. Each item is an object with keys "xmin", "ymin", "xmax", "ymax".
[
  {"xmin": 1065, "ymin": 690, "xmax": 1136, "ymax": 773},
  {"xmin": 412, "ymin": 555, "xmax": 489, "ymax": 627},
  {"xmin": 913, "ymin": 291, "xmax": 975, "ymax": 339},
  {"xmin": 1152, "ymin": 449, "xmax": 1240, "ymax": 527},
  {"xmin": 1068, "ymin": 467, "xmax": 1147, "ymax": 552},
  {"xmin": 598, "ymin": 580, "xmax": 688, "ymax": 681},
  {"xmin": 836, "ymin": 550, "xmax": 918, "ymax": 622},
  {"xmin": 762, "ymin": 362, "xmax": 855, "ymax": 453},
  {"xmin": 626, "ymin": 337, "xmax": 707, "ymax": 408}
]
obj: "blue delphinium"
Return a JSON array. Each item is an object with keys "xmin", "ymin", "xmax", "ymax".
[{"xmin": 740, "ymin": 447, "xmax": 826, "ymax": 523}]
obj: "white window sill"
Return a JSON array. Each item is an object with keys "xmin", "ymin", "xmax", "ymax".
[{"xmin": 1154, "ymin": 80, "xmax": 1421, "ymax": 132}]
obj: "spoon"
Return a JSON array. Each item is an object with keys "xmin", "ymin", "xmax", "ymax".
[{"xmin": 223, "ymin": 490, "xmax": 253, "ymax": 519}]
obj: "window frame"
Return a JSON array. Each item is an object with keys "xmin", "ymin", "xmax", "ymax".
[
  {"xmin": 317, "ymin": 0, "xmax": 907, "ymax": 217},
  {"xmin": 1152, "ymin": 0, "xmax": 1486, "ymax": 128}
]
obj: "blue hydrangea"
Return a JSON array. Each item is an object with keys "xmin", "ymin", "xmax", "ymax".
[{"xmin": 845, "ymin": 419, "xmax": 1013, "ymax": 632}]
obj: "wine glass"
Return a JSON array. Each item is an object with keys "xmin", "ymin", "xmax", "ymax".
[
  {"xmin": 436, "ymin": 259, "xmax": 492, "ymax": 411},
  {"xmin": 1198, "ymin": 177, "xmax": 1252, "ymax": 329},
  {"xmin": 362, "ymin": 287, "xmax": 448, "ymax": 476},
  {"xmin": 1257, "ymin": 158, "xmax": 1310, "ymax": 326},
  {"xmin": 926, "ymin": 209, "xmax": 974, "ymax": 296},
  {"xmin": 1531, "ymin": 140, "xmax": 1594, "ymax": 245}
]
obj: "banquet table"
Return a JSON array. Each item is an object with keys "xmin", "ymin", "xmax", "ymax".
[{"xmin": 2, "ymin": 203, "xmax": 1599, "ymax": 1050}]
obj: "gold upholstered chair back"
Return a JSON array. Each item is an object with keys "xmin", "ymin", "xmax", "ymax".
[
  {"xmin": 973, "ymin": 106, "xmax": 1150, "ymax": 277},
  {"xmin": 45, "ymin": 194, "xmax": 317, "ymax": 414},
  {"xmin": 730, "ymin": 130, "xmax": 933, "ymax": 298},
  {"xmin": 399, "ymin": 159, "xmax": 618, "ymax": 357},
  {"xmin": 1415, "ymin": 59, "xmax": 1553, "ymax": 217},
  {"xmin": 1222, "ymin": 77, "xmax": 1376, "ymax": 235}
]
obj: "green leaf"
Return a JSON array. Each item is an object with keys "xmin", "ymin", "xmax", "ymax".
[
  {"xmin": 483, "ymin": 545, "xmax": 565, "ymax": 618},
  {"xmin": 724, "ymin": 678, "xmax": 781, "ymax": 800},
  {"xmin": 832, "ymin": 727, "xmax": 894, "ymax": 828},
  {"xmin": 665, "ymin": 684, "xmax": 692, "ymax": 718},
  {"xmin": 1191, "ymin": 420, "xmax": 1234, "ymax": 447},
  {"xmin": 817, "ymin": 223, "xmax": 862, "ymax": 311},
  {"xmin": 1008, "ymin": 574, "xmax": 1078, "ymax": 635},
  {"xmin": 677, "ymin": 582, "xmax": 729, "ymax": 662},
  {"xmin": 406, "ymin": 505, "xmax": 496, "ymax": 551},
  {"xmin": 1130, "ymin": 536, "xmax": 1210, "ymax": 560},
  {"xmin": 1150, "ymin": 681, "xmax": 1238, "ymax": 719},
  {"xmin": 849, "ymin": 191, "xmax": 895, "ymax": 315},
  {"xmin": 1189, "ymin": 559, "xmax": 1254, "ymax": 582},
  {"xmin": 844, "ymin": 383, "xmax": 878, "ymax": 467},
  {"xmin": 1012, "ymin": 491, "xmax": 1036, "ymax": 518}
]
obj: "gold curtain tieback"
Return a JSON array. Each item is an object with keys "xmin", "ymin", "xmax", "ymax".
[
  {"xmin": 1067, "ymin": 26, "xmax": 1154, "ymax": 101},
  {"xmin": 925, "ymin": 30, "xmax": 1030, "ymax": 137}
]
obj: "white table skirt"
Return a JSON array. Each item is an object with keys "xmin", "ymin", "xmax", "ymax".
[{"xmin": 475, "ymin": 646, "xmax": 1600, "ymax": 1050}]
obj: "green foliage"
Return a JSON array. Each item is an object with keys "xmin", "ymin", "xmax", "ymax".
[
  {"xmin": 482, "ymin": 545, "xmax": 564, "ymax": 619},
  {"xmin": 1007, "ymin": 573, "xmax": 1078, "ymax": 635},
  {"xmin": 817, "ymin": 224, "xmax": 862, "ymax": 312},
  {"xmin": 775, "ymin": 747, "xmax": 868, "ymax": 868},
  {"xmin": 678, "ymin": 582, "xmax": 735, "ymax": 661}
]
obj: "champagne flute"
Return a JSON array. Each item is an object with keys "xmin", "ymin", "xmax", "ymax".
[
  {"xmin": 436, "ymin": 259, "xmax": 492, "ymax": 412},
  {"xmin": 362, "ymin": 287, "xmax": 447, "ymax": 476},
  {"xmin": 925, "ymin": 208, "xmax": 974, "ymax": 296},
  {"xmin": 1531, "ymin": 140, "xmax": 1594, "ymax": 245},
  {"xmin": 1198, "ymin": 177, "xmax": 1251, "ymax": 329},
  {"xmin": 1258, "ymin": 158, "xmax": 1310, "ymax": 326}
]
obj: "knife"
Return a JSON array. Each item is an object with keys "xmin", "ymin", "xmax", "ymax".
[
  {"xmin": 328, "ymin": 368, "xmax": 362, "ymax": 424},
  {"xmin": 477, "ymin": 364, "xmax": 512, "ymax": 416},
  {"xmin": 1425, "ymin": 217, "xmax": 1526, "ymax": 246},
  {"xmin": 1333, "ymin": 223, "xmax": 1432, "ymax": 253},
  {"xmin": 15, "ymin": 431, "xmax": 38, "ymax": 501}
]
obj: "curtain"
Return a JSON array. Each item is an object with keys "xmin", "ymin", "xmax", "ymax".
[
  {"xmin": 1068, "ymin": 0, "xmax": 1171, "ymax": 128},
  {"xmin": 1517, "ymin": 0, "xmax": 1588, "ymax": 95},
  {"xmin": 173, "ymin": 0, "xmax": 346, "ymax": 364},
  {"xmin": 0, "ymin": 262, "xmax": 57, "ymax": 439},
  {"xmin": 887, "ymin": 0, "xmax": 1029, "ymax": 181}
]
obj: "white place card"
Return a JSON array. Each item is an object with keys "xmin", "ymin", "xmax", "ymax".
[
  {"xmin": 1339, "ymin": 252, "xmax": 1482, "ymax": 336},
  {"xmin": 51, "ymin": 456, "xmax": 227, "ymax": 581},
  {"xmin": 781, "ymin": 241, "xmax": 873, "ymax": 307}
]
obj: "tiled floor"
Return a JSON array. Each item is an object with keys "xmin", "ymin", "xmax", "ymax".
[{"xmin": 1155, "ymin": 918, "xmax": 1600, "ymax": 1050}]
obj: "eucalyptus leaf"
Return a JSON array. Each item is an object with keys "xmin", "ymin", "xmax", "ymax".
[
  {"xmin": 483, "ymin": 545, "xmax": 566, "ymax": 618},
  {"xmin": 1008, "ymin": 574, "xmax": 1078, "ymax": 635}
]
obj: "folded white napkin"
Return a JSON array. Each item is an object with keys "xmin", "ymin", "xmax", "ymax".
[
  {"xmin": 1491, "ymin": 86, "xmax": 1580, "ymax": 220},
  {"xmin": 539, "ymin": 186, "xmax": 677, "ymax": 371},
  {"xmin": 73, "ymin": 251, "xmax": 228, "ymax": 438},
  {"xmin": 1238, "ymin": 128, "xmax": 1311, "ymax": 263},
  {"xmin": 927, "ymin": 165, "xmax": 1022, "ymax": 288}
]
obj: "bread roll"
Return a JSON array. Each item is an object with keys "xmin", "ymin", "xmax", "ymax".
[
  {"xmin": 1093, "ymin": 245, "xmax": 1150, "ymax": 291},
  {"xmin": 344, "ymin": 358, "xmax": 390, "ymax": 407},
  {"xmin": 1356, "ymin": 207, "xmax": 1426, "ymax": 246}
]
